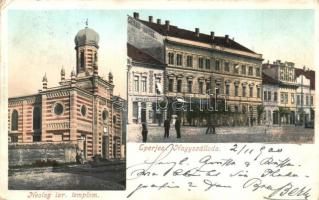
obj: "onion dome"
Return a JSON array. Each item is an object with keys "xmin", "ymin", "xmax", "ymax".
[{"xmin": 74, "ymin": 26, "xmax": 99, "ymax": 48}]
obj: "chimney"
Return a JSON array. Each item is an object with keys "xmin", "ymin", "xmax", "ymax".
[
  {"xmin": 225, "ymin": 35, "xmax": 229, "ymax": 43},
  {"xmin": 210, "ymin": 31, "xmax": 215, "ymax": 41},
  {"xmin": 157, "ymin": 19, "xmax": 161, "ymax": 24},
  {"xmin": 195, "ymin": 28, "xmax": 199, "ymax": 37},
  {"xmin": 165, "ymin": 20, "xmax": 170, "ymax": 31},
  {"xmin": 133, "ymin": 12, "xmax": 139, "ymax": 19},
  {"xmin": 149, "ymin": 16, "xmax": 153, "ymax": 23}
]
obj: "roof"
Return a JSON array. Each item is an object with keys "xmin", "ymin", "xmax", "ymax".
[
  {"xmin": 295, "ymin": 68, "xmax": 315, "ymax": 90},
  {"xmin": 137, "ymin": 18, "xmax": 256, "ymax": 54},
  {"xmin": 262, "ymin": 72, "xmax": 279, "ymax": 85},
  {"xmin": 74, "ymin": 27, "xmax": 99, "ymax": 48},
  {"xmin": 127, "ymin": 43, "xmax": 164, "ymax": 66},
  {"xmin": 262, "ymin": 63, "xmax": 277, "ymax": 69}
]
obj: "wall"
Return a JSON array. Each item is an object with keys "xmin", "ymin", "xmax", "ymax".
[
  {"xmin": 128, "ymin": 63, "xmax": 164, "ymax": 124},
  {"xmin": 8, "ymin": 142, "xmax": 77, "ymax": 166},
  {"xmin": 8, "ymin": 95, "xmax": 42, "ymax": 143},
  {"xmin": 42, "ymin": 90, "xmax": 71, "ymax": 142},
  {"xmin": 127, "ymin": 16, "xmax": 164, "ymax": 62}
]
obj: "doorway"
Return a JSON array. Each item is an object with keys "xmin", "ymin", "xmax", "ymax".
[{"xmin": 102, "ymin": 135, "xmax": 109, "ymax": 159}]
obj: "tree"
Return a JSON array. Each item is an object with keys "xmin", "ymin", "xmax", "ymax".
[{"xmin": 257, "ymin": 105, "xmax": 265, "ymax": 125}]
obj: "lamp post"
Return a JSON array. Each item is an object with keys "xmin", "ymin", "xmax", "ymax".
[{"xmin": 206, "ymin": 86, "xmax": 218, "ymax": 134}]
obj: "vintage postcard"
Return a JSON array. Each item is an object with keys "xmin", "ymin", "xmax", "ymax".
[
  {"xmin": 3, "ymin": 8, "xmax": 127, "ymax": 191},
  {"xmin": 0, "ymin": 1, "xmax": 318, "ymax": 200}
]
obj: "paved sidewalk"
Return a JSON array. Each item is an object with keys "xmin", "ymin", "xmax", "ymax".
[{"xmin": 128, "ymin": 124, "xmax": 314, "ymax": 143}]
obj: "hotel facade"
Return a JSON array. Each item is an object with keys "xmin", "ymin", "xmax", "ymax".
[{"xmin": 128, "ymin": 12, "xmax": 263, "ymax": 125}]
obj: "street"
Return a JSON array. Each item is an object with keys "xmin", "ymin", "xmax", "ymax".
[
  {"xmin": 128, "ymin": 124, "xmax": 314, "ymax": 143},
  {"xmin": 8, "ymin": 160, "xmax": 125, "ymax": 190}
]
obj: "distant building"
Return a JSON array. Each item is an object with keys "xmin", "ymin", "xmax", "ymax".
[
  {"xmin": 262, "ymin": 73, "xmax": 280, "ymax": 124},
  {"xmin": 262, "ymin": 60, "xmax": 315, "ymax": 125},
  {"xmin": 8, "ymin": 25, "xmax": 124, "ymax": 160},
  {"xmin": 128, "ymin": 12, "xmax": 263, "ymax": 126},
  {"xmin": 295, "ymin": 67, "xmax": 315, "ymax": 124}
]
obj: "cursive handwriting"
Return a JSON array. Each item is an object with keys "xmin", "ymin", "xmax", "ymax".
[
  {"xmin": 203, "ymin": 179, "xmax": 232, "ymax": 191},
  {"xmin": 260, "ymin": 157, "xmax": 294, "ymax": 168},
  {"xmin": 128, "ymin": 144, "xmax": 239, "ymax": 180},
  {"xmin": 127, "ymin": 182, "xmax": 180, "ymax": 198},
  {"xmin": 243, "ymin": 178, "xmax": 311, "ymax": 200},
  {"xmin": 127, "ymin": 144, "xmax": 312, "ymax": 199},
  {"xmin": 261, "ymin": 168, "xmax": 298, "ymax": 178}
]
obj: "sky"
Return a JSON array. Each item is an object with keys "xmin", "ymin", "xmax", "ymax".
[{"xmin": 8, "ymin": 9, "xmax": 315, "ymax": 98}]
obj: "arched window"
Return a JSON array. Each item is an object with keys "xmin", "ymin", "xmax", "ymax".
[
  {"xmin": 113, "ymin": 115, "xmax": 117, "ymax": 124},
  {"xmin": 11, "ymin": 110, "xmax": 18, "ymax": 131},
  {"xmin": 80, "ymin": 51, "xmax": 85, "ymax": 69},
  {"xmin": 81, "ymin": 105, "xmax": 87, "ymax": 116},
  {"xmin": 94, "ymin": 52, "xmax": 97, "ymax": 62},
  {"xmin": 33, "ymin": 107, "xmax": 41, "ymax": 130},
  {"xmin": 102, "ymin": 110, "xmax": 109, "ymax": 124}
]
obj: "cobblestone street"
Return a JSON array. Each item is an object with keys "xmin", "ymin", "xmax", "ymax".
[{"xmin": 128, "ymin": 124, "xmax": 314, "ymax": 143}]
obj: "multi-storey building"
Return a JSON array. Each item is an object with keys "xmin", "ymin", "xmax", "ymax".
[
  {"xmin": 128, "ymin": 12, "xmax": 263, "ymax": 125},
  {"xmin": 295, "ymin": 67, "xmax": 315, "ymax": 125},
  {"xmin": 262, "ymin": 73, "xmax": 280, "ymax": 124},
  {"xmin": 262, "ymin": 61, "xmax": 315, "ymax": 126},
  {"xmin": 8, "ymin": 25, "xmax": 123, "ymax": 160},
  {"xmin": 262, "ymin": 61, "xmax": 298, "ymax": 125},
  {"xmin": 127, "ymin": 43, "xmax": 165, "ymax": 124}
]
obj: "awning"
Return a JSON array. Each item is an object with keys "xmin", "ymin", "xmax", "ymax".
[
  {"xmin": 176, "ymin": 97, "xmax": 187, "ymax": 103},
  {"xmin": 156, "ymin": 83, "xmax": 163, "ymax": 94}
]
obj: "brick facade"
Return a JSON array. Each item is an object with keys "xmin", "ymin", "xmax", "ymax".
[{"xmin": 8, "ymin": 26, "xmax": 123, "ymax": 161}]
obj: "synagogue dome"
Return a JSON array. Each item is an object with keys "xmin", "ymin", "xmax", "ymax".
[{"xmin": 74, "ymin": 27, "xmax": 99, "ymax": 48}]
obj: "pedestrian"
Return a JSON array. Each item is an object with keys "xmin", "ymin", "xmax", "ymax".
[
  {"xmin": 158, "ymin": 114, "xmax": 162, "ymax": 127},
  {"xmin": 164, "ymin": 117, "xmax": 170, "ymax": 138},
  {"xmin": 79, "ymin": 150, "xmax": 84, "ymax": 164},
  {"xmin": 141, "ymin": 123, "xmax": 148, "ymax": 143},
  {"xmin": 76, "ymin": 150, "xmax": 80, "ymax": 164},
  {"xmin": 175, "ymin": 118, "xmax": 181, "ymax": 138},
  {"xmin": 205, "ymin": 117, "xmax": 216, "ymax": 134}
]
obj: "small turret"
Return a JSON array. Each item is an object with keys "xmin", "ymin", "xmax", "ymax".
[
  {"xmin": 42, "ymin": 73, "xmax": 48, "ymax": 90},
  {"xmin": 71, "ymin": 70, "xmax": 76, "ymax": 86},
  {"xmin": 108, "ymin": 72, "xmax": 113, "ymax": 84},
  {"xmin": 60, "ymin": 66, "xmax": 65, "ymax": 82}
]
